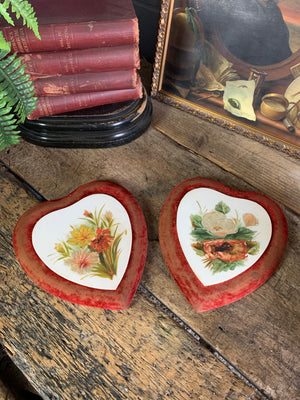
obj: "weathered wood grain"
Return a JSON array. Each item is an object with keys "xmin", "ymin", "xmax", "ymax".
[
  {"xmin": 0, "ymin": 380, "xmax": 15, "ymax": 400},
  {"xmin": 151, "ymin": 100, "xmax": 300, "ymax": 214},
  {"xmin": 0, "ymin": 344, "xmax": 39, "ymax": 400},
  {"xmin": 0, "ymin": 102, "xmax": 299, "ymax": 399},
  {"xmin": 144, "ymin": 236, "xmax": 300, "ymax": 400},
  {"xmin": 0, "ymin": 167, "xmax": 262, "ymax": 400},
  {"xmin": 0, "ymin": 125, "xmax": 269, "ymax": 238}
]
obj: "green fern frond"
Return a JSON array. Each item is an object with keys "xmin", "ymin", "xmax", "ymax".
[
  {"xmin": 0, "ymin": 48, "xmax": 37, "ymax": 150},
  {"xmin": 0, "ymin": 32, "xmax": 11, "ymax": 50},
  {"xmin": 0, "ymin": 0, "xmax": 40, "ymax": 151},
  {"xmin": 0, "ymin": 2, "xmax": 14, "ymax": 25},
  {"xmin": 0, "ymin": 97, "xmax": 21, "ymax": 150},
  {"xmin": 3, "ymin": 0, "xmax": 40, "ymax": 38},
  {"xmin": 0, "ymin": 48, "xmax": 37, "ymax": 120}
]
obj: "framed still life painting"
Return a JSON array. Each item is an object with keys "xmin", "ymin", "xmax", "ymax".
[{"xmin": 151, "ymin": 0, "xmax": 300, "ymax": 158}]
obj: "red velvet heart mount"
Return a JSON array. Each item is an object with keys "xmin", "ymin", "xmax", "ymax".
[
  {"xmin": 13, "ymin": 181, "xmax": 147, "ymax": 309},
  {"xmin": 159, "ymin": 178, "xmax": 288, "ymax": 312}
]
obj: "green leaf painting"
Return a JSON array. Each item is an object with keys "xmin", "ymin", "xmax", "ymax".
[
  {"xmin": 190, "ymin": 201, "xmax": 260, "ymax": 274},
  {"xmin": 215, "ymin": 201, "xmax": 231, "ymax": 214}
]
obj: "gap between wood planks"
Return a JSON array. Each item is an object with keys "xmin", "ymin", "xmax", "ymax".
[
  {"xmin": 1, "ymin": 161, "xmax": 272, "ymax": 400},
  {"xmin": 137, "ymin": 285, "xmax": 271, "ymax": 400},
  {"xmin": 0, "ymin": 343, "xmax": 42, "ymax": 400}
]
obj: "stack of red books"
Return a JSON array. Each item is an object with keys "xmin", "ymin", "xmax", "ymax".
[{"xmin": 1, "ymin": 0, "xmax": 142, "ymax": 119}]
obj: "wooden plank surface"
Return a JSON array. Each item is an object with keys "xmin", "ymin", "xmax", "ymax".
[
  {"xmin": 0, "ymin": 99, "xmax": 299, "ymax": 399},
  {"xmin": 151, "ymin": 100, "xmax": 300, "ymax": 214},
  {"xmin": 0, "ymin": 344, "xmax": 38, "ymax": 400},
  {"xmin": 0, "ymin": 167, "xmax": 261, "ymax": 400},
  {"xmin": 0, "ymin": 383, "xmax": 14, "ymax": 400},
  {"xmin": 0, "ymin": 380, "xmax": 14, "ymax": 400}
]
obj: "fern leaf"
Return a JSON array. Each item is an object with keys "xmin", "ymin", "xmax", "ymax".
[
  {"xmin": 0, "ymin": 32, "xmax": 11, "ymax": 50},
  {"xmin": 3, "ymin": 0, "xmax": 40, "ymax": 39},
  {"xmin": 0, "ymin": 97, "xmax": 20, "ymax": 150},
  {"xmin": 0, "ymin": 2, "xmax": 14, "ymax": 25},
  {"xmin": 0, "ymin": 48, "xmax": 37, "ymax": 150},
  {"xmin": 0, "ymin": 48, "xmax": 37, "ymax": 122}
]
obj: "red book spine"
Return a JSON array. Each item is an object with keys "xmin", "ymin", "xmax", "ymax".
[
  {"xmin": 22, "ymin": 46, "xmax": 140, "ymax": 77},
  {"xmin": 1, "ymin": 19, "xmax": 139, "ymax": 53},
  {"xmin": 33, "ymin": 70, "xmax": 138, "ymax": 96},
  {"xmin": 28, "ymin": 77, "xmax": 143, "ymax": 119}
]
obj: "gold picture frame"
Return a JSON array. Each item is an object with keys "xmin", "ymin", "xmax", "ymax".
[{"xmin": 151, "ymin": 0, "xmax": 300, "ymax": 158}]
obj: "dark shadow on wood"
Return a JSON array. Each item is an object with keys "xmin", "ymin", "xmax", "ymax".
[{"xmin": 0, "ymin": 344, "xmax": 42, "ymax": 400}]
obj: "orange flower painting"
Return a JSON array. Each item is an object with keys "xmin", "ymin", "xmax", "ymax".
[
  {"xmin": 90, "ymin": 228, "xmax": 114, "ymax": 253},
  {"xmin": 190, "ymin": 201, "xmax": 260, "ymax": 274},
  {"xmin": 53, "ymin": 206, "xmax": 126, "ymax": 279}
]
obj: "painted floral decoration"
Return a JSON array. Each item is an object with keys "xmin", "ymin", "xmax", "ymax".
[
  {"xmin": 190, "ymin": 201, "xmax": 260, "ymax": 274},
  {"xmin": 53, "ymin": 206, "xmax": 126, "ymax": 279}
]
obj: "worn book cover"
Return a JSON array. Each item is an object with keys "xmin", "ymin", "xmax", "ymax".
[
  {"xmin": 28, "ymin": 76, "xmax": 143, "ymax": 119},
  {"xmin": 21, "ymin": 46, "xmax": 140, "ymax": 76},
  {"xmin": 32, "ymin": 70, "xmax": 138, "ymax": 96},
  {"xmin": 1, "ymin": 0, "xmax": 139, "ymax": 53}
]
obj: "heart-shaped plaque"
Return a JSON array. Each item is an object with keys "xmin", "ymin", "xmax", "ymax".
[
  {"xmin": 13, "ymin": 181, "xmax": 147, "ymax": 309},
  {"xmin": 159, "ymin": 178, "xmax": 288, "ymax": 312}
]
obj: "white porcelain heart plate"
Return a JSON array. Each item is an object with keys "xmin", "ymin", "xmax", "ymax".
[
  {"xmin": 32, "ymin": 193, "xmax": 132, "ymax": 291},
  {"xmin": 13, "ymin": 181, "xmax": 148, "ymax": 309},
  {"xmin": 176, "ymin": 187, "xmax": 272, "ymax": 287},
  {"xmin": 159, "ymin": 178, "xmax": 288, "ymax": 312}
]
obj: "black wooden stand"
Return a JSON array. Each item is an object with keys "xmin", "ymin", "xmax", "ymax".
[{"xmin": 20, "ymin": 88, "xmax": 152, "ymax": 148}]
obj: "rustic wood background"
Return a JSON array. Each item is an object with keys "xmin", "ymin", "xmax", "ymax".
[{"xmin": 0, "ymin": 66, "xmax": 299, "ymax": 399}]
